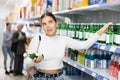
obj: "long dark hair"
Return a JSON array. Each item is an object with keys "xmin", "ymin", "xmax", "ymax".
[{"xmin": 40, "ymin": 12, "xmax": 57, "ymax": 23}]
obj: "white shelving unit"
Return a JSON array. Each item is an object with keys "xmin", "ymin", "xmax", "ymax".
[
  {"xmin": 92, "ymin": 43, "xmax": 120, "ymax": 54},
  {"xmin": 23, "ymin": 16, "xmax": 40, "ymax": 22},
  {"xmin": 53, "ymin": 1, "xmax": 120, "ymax": 80},
  {"xmin": 53, "ymin": 1, "xmax": 120, "ymax": 15}
]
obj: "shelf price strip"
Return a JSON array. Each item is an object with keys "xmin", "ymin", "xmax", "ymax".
[{"xmin": 92, "ymin": 43, "xmax": 120, "ymax": 54}]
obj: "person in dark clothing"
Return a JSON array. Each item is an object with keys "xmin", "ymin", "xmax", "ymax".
[{"xmin": 12, "ymin": 24, "xmax": 26, "ymax": 76}]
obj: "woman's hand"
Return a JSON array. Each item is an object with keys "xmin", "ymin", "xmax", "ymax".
[
  {"xmin": 97, "ymin": 22, "xmax": 113, "ymax": 36},
  {"xmin": 33, "ymin": 54, "xmax": 43, "ymax": 63}
]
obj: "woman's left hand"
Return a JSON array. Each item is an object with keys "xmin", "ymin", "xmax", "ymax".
[{"xmin": 97, "ymin": 22, "xmax": 113, "ymax": 36}]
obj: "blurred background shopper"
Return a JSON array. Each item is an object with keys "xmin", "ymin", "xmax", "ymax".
[
  {"xmin": 12, "ymin": 24, "xmax": 26, "ymax": 76},
  {"xmin": 2, "ymin": 22, "xmax": 14, "ymax": 75}
]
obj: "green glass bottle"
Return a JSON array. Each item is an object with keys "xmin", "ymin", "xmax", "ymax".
[
  {"xmin": 89, "ymin": 23, "xmax": 95, "ymax": 39},
  {"xmin": 57, "ymin": 23, "xmax": 61, "ymax": 35},
  {"xmin": 68, "ymin": 23, "xmax": 73, "ymax": 38},
  {"xmin": 73, "ymin": 23, "xmax": 76, "ymax": 39},
  {"xmin": 66, "ymin": 23, "xmax": 69, "ymax": 36},
  {"xmin": 76, "ymin": 23, "xmax": 80, "ymax": 39},
  {"xmin": 73, "ymin": 50, "xmax": 78, "ymax": 61},
  {"xmin": 79, "ymin": 23, "xmax": 85, "ymax": 41},
  {"xmin": 27, "ymin": 53, "xmax": 38, "ymax": 59},
  {"xmin": 71, "ymin": 23, "xmax": 74, "ymax": 38},
  {"xmin": 83, "ymin": 23, "xmax": 87, "ymax": 40},
  {"xmin": 105, "ymin": 25, "xmax": 114, "ymax": 45},
  {"xmin": 63, "ymin": 23, "xmax": 67, "ymax": 36},
  {"xmin": 85, "ymin": 23, "xmax": 89, "ymax": 40},
  {"xmin": 98, "ymin": 23, "xmax": 106, "ymax": 43},
  {"xmin": 82, "ymin": 23, "xmax": 85, "ymax": 41},
  {"xmin": 79, "ymin": 23, "xmax": 82, "ymax": 40},
  {"xmin": 114, "ymin": 24, "xmax": 120, "ymax": 46},
  {"xmin": 60, "ymin": 23, "xmax": 64, "ymax": 36}
]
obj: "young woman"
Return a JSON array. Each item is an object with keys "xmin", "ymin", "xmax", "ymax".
[{"xmin": 26, "ymin": 12, "xmax": 112, "ymax": 80}]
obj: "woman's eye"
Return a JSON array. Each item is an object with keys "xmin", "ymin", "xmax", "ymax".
[
  {"xmin": 49, "ymin": 21, "xmax": 53, "ymax": 24},
  {"xmin": 42, "ymin": 24, "xmax": 46, "ymax": 26}
]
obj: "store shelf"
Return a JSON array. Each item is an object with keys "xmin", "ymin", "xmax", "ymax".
[
  {"xmin": 53, "ymin": 1, "xmax": 120, "ymax": 15},
  {"xmin": 23, "ymin": 16, "xmax": 40, "ymax": 21},
  {"xmin": 63, "ymin": 57, "xmax": 116, "ymax": 80},
  {"xmin": 92, "ymin": 43, "xmax": 120, "ymax": 54},
  {"xmin": 13, "ymin": 1, "xmax": 120, "ymax": 22}
]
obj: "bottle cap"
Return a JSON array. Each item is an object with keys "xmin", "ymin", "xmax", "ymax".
[
  {"xmin": 108, "ymin": 22, "xmax": 113, "ymax": 25},
  {"xmin": 23, "ymin": 53, "xmax": 27, "ymax": 58}
]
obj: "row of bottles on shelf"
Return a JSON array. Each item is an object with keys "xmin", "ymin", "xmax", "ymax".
[
  {"xmin": 67, "ymin": 48, "xmax": 113, "ymax": 69},
  {"xmin": 63, "ymin": 63, "xmax": 81, "ymax": 76},
  {"xmin": 63, "ymin": 62, "xmax": 97, "ymax": 80},
  {"xmin": 109, "ymin": 54, "xmax": 120, "ymax": 80},
  {"xmin": 52, "ymin": 0, "xmax": 117, "ymax": 12},
  {"xmin": 57, "ymin": 23, "xmax": 120, "ymax": 46},
  {"xmin": 6, "ymin": 0, "xmax": 53, "ymax": 21}
]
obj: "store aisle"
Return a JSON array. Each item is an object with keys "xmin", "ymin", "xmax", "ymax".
[{"xmin": 0, "ymin": 49, "xmax": 29, "ymax": 80}]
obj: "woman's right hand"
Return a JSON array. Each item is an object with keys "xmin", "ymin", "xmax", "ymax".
[{"xmin": 33, "ymin": 55, "xmax": 43, "ymax": 63}]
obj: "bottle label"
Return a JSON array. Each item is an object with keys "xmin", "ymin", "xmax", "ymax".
[
  {"xmin": 82, "ymin": 31, "xmax": 85, "ymax": 40},
  {"xmin": 98, "ymin": 33, "xmax": 106, "ymax": 41},
  {"xmin": 76, "ymin": 31, "xmax": 79, "ymax": 38},
  {"xmin": 110, "ymin": 34, "xmax": 114, "ymax": 43},
  {"xmin": 68, "ymin": 30, "xmax": 71, "ymax": 37},
  {"xmin": 87, "ymin": 59, "xmax": 90, "ymax": 68},
  {"xmin": 106, "ymin": 34, "xmax": 110, "ymax": 43},
  {"xmin": 90, "ymin": 60, "xmax": 95, "ymax": 69},
  {"xmin": 102, "ymin": 59, "xmax": 107, "ymax": 68},
  {"xmin": 106, "ymin": 34, "xmax": 113, "ymax": 44},
  {"xmin": 85, "ymin": 32, "xmax": 89, "ymax": 39},
  {"xmin": 85, "ymin": 59, "xmax": 88, "ymax": 67},
  {"xmin": 89, "ymin": 33, "xmax": 94, "ymax": 38},
  {"xmin": 79, "ymin": 32, "xmax": 82, "ymax": 39},
  {"xmin": 72, "ymin": 30, "xmax": 74, "ymax": 38},
  {"xmin": 96, "ymin": 59, "xmax": 102, "ymax": 68},
  {"xmin": 114, "ymin": 34, "xmax": 120, "ymax": 44}
]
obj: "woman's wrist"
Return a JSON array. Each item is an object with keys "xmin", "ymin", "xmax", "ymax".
[{"xmin": 96, "ymin": 28, "xmax": 104, "ymax": 36}]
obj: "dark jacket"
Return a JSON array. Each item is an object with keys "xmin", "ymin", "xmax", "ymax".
[{"xmin": 11, "ymin": 31, "xmax": 26, "ymax": 55}]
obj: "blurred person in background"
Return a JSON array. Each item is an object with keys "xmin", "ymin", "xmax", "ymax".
[
  {"xmin": 2, "ymin": 22, "xmax": 14, "ymax": 75},
  {"xmin": 12, "ymin": 24, "xmax": 26, "ymax": 76}
]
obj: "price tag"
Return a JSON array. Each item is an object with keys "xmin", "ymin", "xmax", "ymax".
[
  {"xmin": 81, "ymin": 68, "xmax": 85, "ymax": 71},
  {"xmin": 74, "ymin": 64, "xmax": 77, "ymax": 67},
  {"xmin": 68, "ymin": 61, "xmax": 71, "ymax": 64},
  {"xmin": 100, "ymin": 45, "xmax": 105, "ymax": 50},
  {"xmin": 91, "ymin": 72, "xmax": 96, "ymax": 77},
  {"xmin": 109, "ymin": 47, "xmax": 116, "ymax": 52}
]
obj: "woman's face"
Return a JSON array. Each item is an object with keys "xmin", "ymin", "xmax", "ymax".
[{"xmin": 41, "ymin": 16, "xmax": 57, "ymax": 36}]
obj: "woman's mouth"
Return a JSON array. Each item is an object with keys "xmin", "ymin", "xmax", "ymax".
[{"xmin": 47, "ymin": 29, "xmax": 52, "ymax": 32}]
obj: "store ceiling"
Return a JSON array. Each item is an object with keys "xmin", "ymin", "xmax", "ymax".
[{"xmin": 0, "ymin": 0, "xmax": 24, "ymax": 19}]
